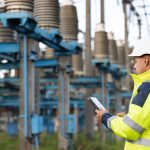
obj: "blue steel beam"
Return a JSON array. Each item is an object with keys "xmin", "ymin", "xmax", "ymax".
[
  {"xmin": 0, "ymin": 99, "xmax": 85, "ymax": 109},
  {"xmin": 40, "ymin": 78, "xmax": 58, "ymax": 83},
  {"xmin": 0, "ymin": 42, "xmax": 19, "ymax": 53},
  {"xmin": 44, "ymin": 84, "xmax": 100, "ymax": 90},
  {"xmin": 0, "ymin": 83, "xmax": 100, "ymax": 96},
  {"xmin": 0, "ymin": 12, "xmax": 82, "ymax": 56},
  {"xmin": 92, "ymin": 58, "xmax": 127, "ymax": 79},
  {"xmin": 0, "ymin": 89, "xmax": 18, "ymax": 95},
  {"xmin": 120, "ymin": 68, "xmax": 127, "ymax": 77},
  {"xmin": 0, "ymin": 76, "xmax": 101, "ymax": 85},
  {"xmin": 92, "ymin": 58, "xmax": 110, "ymax": 73},
  {"xmin": 0, "ymin": 77, "xmax": 19, "ymax": 84},
  {"xmin": 0, "ymin": 12, "xmax": 36, "ymax": 33},
  {"xmin": 71, "ymin": 76, "xmax": 100, "ymax": 84},
  {"xmin": 34, "ymin": 59, "xmax": 59, "ymax": 68},
  {"xmin": 121, "ymin": 91, "xmax": 132, "ymax": 98},
  {"xmin": 31, "ymin": 27, "xmax": 62, "ymax": 51},
  {"xmin": 106, "ymin": 82, "xmax": 115, "ymax": 89},
  {"xmin": 0, "ymin": 58, "xmax": 59, "ymax": 69},
  {"xmin": 0, "ymin": 62, "xmax": 19, "ymax": 69},
  {"xmin": 0, "ymin": 100, "xmax": 19, "ymax": 107},
  {"xmin": 32, "ymin": 27, "xmax": 81, "ymax": 56},
  {"xmin": 0, "ymin": 77, "xmax": 58, "ymax": 85},
  {"xmin": 0, "ymin": 54, "xmax": 16, "ymax": 62}
]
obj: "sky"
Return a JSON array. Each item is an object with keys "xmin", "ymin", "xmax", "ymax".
[
  {"xmin": 70, "ymin": 0, "xmax": 125, "ymax": 41},
  {"xmin": 59, "ymin": 0, "xmax": 150, "ymax": 45}
]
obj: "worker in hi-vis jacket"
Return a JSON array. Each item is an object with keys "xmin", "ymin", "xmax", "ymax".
[{"xmin": 95, "ymin": 38, "xmax": 150, "ymax": 150}]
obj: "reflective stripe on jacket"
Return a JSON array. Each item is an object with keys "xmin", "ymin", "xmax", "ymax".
[{"xmin": 107, "ymin": 69, "xmax": 150, "ymax": 150}]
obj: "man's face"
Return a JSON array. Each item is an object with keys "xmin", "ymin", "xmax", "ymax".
[{"xmin": 134, "ymin": 56, "xmax": 147, "ymax": 74}]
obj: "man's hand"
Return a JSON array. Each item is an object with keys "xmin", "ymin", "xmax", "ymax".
[
  {"xmin": 116, "ymin": 112, "xmax": 125, "ymax": 117},
  {"xmin": 95, "ymin": 109, "xmax": 108, "ymax": 123}
]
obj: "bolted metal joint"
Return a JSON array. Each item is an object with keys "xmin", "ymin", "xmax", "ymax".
[
  {"xmin": 29, "ymin": 50, "xmax": 38, "ymax": 61},
  {"xmin": 59, "ymin": 64, "xmax": 73, "ymax": 74}
]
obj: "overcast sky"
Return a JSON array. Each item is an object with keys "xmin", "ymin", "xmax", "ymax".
[{"xmin": 59, "ymin": 0, "xmax": 150, "ymax": 45}]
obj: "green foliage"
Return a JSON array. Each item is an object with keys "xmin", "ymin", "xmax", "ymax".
[
  {"xmin": 39, "ymin": 133, "xmax": 58, "ymax": 150},
  {"xmin": 0, "ymin": 132, "xmax": 19, "ymax": 150},
  {"xmin": 74, "ymin": 132, "xmax": 124, "ymax": 150},
  {"xmin": 0, "ymin": 132, "xmax": 124, "ymax": 150}
]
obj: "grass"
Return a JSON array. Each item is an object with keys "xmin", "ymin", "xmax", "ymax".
[
  {"xmin": 0, "ymin": 132, "xmax": 124, "ymax": 150},
  {"xmin": 0, "ymin": 132, "xmax": 19, "ymax": 150},
  {"xmin": 39, "ymin": 133, "xmax": 58, "ymax": 150},
  {"xmin": 74, "ymin": 132, "xmax": 124, "ymax": 150}
]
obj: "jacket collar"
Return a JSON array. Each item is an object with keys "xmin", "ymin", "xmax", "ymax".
[{"xmin": 130, "ymin": 69, "xmax": 150, "ymax": 84}]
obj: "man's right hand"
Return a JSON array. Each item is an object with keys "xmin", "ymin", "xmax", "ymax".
[{"xmin": 116, "ymin": 112, "xmax": 125, "ymax": 117}]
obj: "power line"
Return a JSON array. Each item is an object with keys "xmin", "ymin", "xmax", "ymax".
[{"xmin": 142, "ymin": 0, "xmax": 150, "ymax": 35}]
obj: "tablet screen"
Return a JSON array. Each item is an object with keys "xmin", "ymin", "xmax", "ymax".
[{"xmin": 89, "ymin": 97, "xmax": 106, "ymax": 110}]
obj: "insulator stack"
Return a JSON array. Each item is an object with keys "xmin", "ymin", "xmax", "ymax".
[
  {"xmin": 60, "ymin": 0, "xmax": 81, "ymax": 75},
  {"xmin": 72, "ymin": 51, "xmax": 83, "ymax": 75},
  {"xmin": 34, "ymin": 0, "xmax": 60, "ymax": 29},
  {"xmin": 39, "ymin": 46, "xmax": 55, "ymax": 59},
  {"xmin": 60, "ymin": 0, "xmax": 78, "ymax": 41},
  {"xmin": 34, "ymin": 0, "xmax": 60, "ymax": 59},
  {"xmin": 0, "ymin": 2, "xmax": 5, "ymax": 12},
  {"xmin": 117, "ymin": 40, "xmax": 126, "ymax": 67},
  {"xmin": 0, "ymin": 7, "xmax": 5, "ymax": 12},
  {"xmin": 0, "ymin": 6, "xmax": 15, "ymax": 42},
  {"xmin": 107, "ymin": 32, "xmax": 118, "ymax": 64},
  {"xmin": 44, "ymin": 48, "xmax": 55, "ymax": 59},
  {"xmin": 0, "ymin": 23, "xmax": 15, "ymax": 42},
  {"xmin": 5, "ymin": 0, "xmax": 34, "ymax": 12},
  {"xmin": 107, "ymin": 73, "xmax": 113, "ymax": 83},
  {"xmin": 94, "ymin": 23, "xmax": 109, "ymax": 59}
]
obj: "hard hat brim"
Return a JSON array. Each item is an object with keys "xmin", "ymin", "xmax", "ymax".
[
  {"xmin": 128, "ymin": 53, "xmax": 139, "ymax": 57},
  {"xmin": 128, "ymin": 52, "xmax": 150, "ymax": 57}
]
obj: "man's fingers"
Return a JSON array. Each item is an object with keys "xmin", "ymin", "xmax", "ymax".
[
  {"xmin": 116, "ymin": 112, "xmax": 125, "ymax": 117},
  {"xmin": 95, "ymin": 108, "xmax": 103, "ymax": 113},
  {"xmin": 95, "ymin": 109, "xmax": 99, "ymax": 113},
  {"xmin": 96, "ymin": 115, "xmax": 101, "ymax": 120}
]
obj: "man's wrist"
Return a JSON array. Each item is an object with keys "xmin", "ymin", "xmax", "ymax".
[{"xmin": 102, "ymin": 112, "xmax": 112, "ymax": 128}]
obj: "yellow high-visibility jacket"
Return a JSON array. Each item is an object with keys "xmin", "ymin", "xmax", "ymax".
[{"xmin": 102, "ymin": 69, "xmax": 150, "ymax": 150}]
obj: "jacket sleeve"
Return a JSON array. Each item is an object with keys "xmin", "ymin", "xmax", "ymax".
[{"xmin": 102, "ymin": 82, "xmax": 150, "ymax": 141}]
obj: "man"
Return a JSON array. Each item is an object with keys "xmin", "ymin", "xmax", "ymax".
[{"xmin": 95, "ymin": 38, "xmax": 150, "ymax": 150}]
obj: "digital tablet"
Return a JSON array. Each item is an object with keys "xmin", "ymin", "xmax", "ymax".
[{"xmin": 88, "ymin": 97, "xmax": 106, "ymax": 110}]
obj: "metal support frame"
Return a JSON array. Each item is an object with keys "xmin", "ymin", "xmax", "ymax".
[
  {"xmin": 23, "ymin": 35, "xmax": 28, "ymax": 138},
  {"xmin": 0, "ymin": 58, "xmax": 59, "ymax": 69},
  {"xmin": 60, "ymin": 74, "xmax": 65, "ymax": 137},
  {"xmin": 0, "ymin": 99, "xmax": 85, "ymax": 109},
  {"xmin": 0, "ymin": 76, "xmax": 101, "ymax": 88},
  {"xmin": 34, "ymin": 58, "xmax": 59, "ymax": 68},
  {"xmin": 101, "ymin": 72, "xmax": 105, "ymax": 106},
  {"xmin": 0, "ymin": 42, "xmax": 19, "ymax": 53},
  {"xmin": 58, "ymin": 56, "xmax": 71, "ymax": 150},
  {"xmin": 0, "ymin": 11, "xmax": 83, "ymax": 150},
  {"xmin": 92, "ymin": 58, "xmax": 127, "ymax": 79},
  {"xmin": 0, "ymin": 12, "xmax": 82, "ymax": 56}
]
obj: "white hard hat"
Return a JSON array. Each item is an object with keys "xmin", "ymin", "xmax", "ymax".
[{"xmin": 128, "ymin": 38, "xmax": 150, "ymax": 57}]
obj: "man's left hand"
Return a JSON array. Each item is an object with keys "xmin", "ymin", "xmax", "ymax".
[{"xmin": 95, "ymin": 109, "xmax": 108, "ymax": 123}]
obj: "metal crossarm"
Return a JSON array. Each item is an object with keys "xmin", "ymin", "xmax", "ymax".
[{"xmin": 0, "ymin": 12, "xmax": 82, "ymax": 56}]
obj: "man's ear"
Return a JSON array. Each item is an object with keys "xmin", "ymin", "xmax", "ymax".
[{"xmin": 145, "ymin": 56, "xmax": 150, "ymax": 67}]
